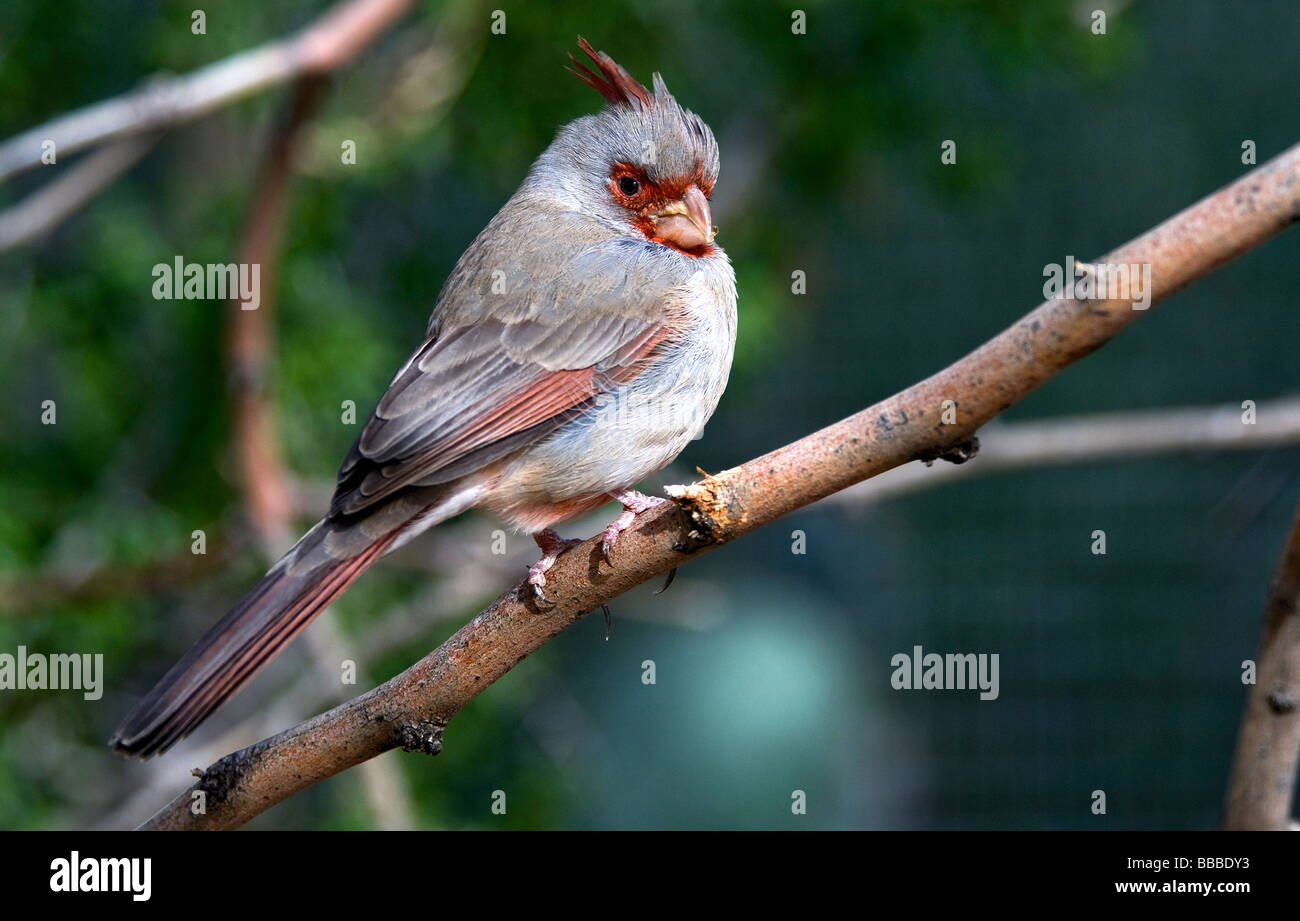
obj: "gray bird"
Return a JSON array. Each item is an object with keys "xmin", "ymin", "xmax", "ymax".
[{"xmin": 111, "ymin": 38, "xmax": 737, "ymax": 757}]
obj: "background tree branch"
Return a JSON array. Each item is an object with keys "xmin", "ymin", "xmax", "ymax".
[
  {"xmin": 0, "ymin": 134, "xmax": 160, "ymax": 251},
  {"xmin": 0, "ymin": 0, "xmax": 411, "ymax": 184},
  {"xmin": 0, "ymin": 0, "xmax": 413, "ymax": 252},
  {"xmin": 828, "ymin": 395, "xmax": 1300, "ymax": 510},
  {"xmin": 219, "ymin": 69, "xmax": 420, "ymax": 830},
  {"xmin": 1222, "ymin": 492, "xmax": 1300, "ymax": 830},
  {"xmin": 134, "ymin": 141, "xmax": 1300, "ymax": 830},
  {"xmin": 224, "ymin": 76, "xmax": 325, "ymax": 557}
]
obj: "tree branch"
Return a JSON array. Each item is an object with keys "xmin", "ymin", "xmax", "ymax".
[
  {"xmin": 137, "ymin": 143, "xmax": 1300, "ymax": 830},
  {"xmin": 0, "ymin": 134, "xmax": 160, "ymax": 252},
  {"xmin": 17, "ymin": 395, "xmax": 1297, "ymax": 619},
  {"xmin": 221, "ymin": 70, "xmax": 421, "ymax": 829},
  {"xmin": 828, "ymin": 395, "xmax": 1300, "ymax": 509},
  {"xmin": 0, "ymin": 0, "xmax": 411, "ymax": 185},
  {"xmin": 224, "ymin": 76, "xmax": 326, "ymax": 556},
  {"xmin": 1222, "ymin": 493, "xmax": 1300, "ymax": 829}
]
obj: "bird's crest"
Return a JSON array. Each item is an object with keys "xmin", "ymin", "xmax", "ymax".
[{"xmin": 568, "ymin": 37, "xmax": 654, "ymax": 110}]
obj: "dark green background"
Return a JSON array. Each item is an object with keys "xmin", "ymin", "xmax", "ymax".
[{"xmin": 1, "ymin": 0, "xmax": 1296, "ymax": 829}]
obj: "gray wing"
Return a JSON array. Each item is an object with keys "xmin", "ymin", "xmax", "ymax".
[{"xmin": 331, "ymin": 223, "xmax": 688, "ymax": 518}]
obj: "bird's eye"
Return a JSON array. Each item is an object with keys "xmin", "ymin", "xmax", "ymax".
[{"xmin": 617, "ymin": 176, "xmax": 641, "ymax": 196}]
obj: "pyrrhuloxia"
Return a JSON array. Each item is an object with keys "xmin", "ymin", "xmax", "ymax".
[{"xmin": 111, "ymin": 39, "xmax": 737, "ymax": 756}]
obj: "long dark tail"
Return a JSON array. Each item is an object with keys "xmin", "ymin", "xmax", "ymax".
[
  {"xmin": 110, "ymin": 472, "xmax": 487, "ymax": 758},
  {"xmin": 109, "ymin": 514, "xmax": 406, "ymax": 757}
]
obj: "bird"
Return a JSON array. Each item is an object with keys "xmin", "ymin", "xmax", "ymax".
[{"xmin": 110, "ymin": 38, "xmax": 737, "ymax": 757}]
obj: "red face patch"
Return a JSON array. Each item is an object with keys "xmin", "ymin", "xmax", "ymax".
[{"xmin": 608, "ymin": 162, "xmax": 715, "ymax": 257}]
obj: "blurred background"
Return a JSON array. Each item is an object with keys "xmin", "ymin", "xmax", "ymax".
[{"xmin": 2, "ymin": 0, "xmax": 1298, "ymax": 829}]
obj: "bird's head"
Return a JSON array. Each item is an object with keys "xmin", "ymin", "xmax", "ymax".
[{"xmin": 528, "ymin": 38, "xmax": 721, "ymax": 257}]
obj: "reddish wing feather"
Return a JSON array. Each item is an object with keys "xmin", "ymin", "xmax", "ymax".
[
  {"xmin": 339, "ymin": 322, "xmax": 671, "ymax": 514},
  {"xmin": 387, "ymin": 322, "xmax": 668, "ymax": 478}
]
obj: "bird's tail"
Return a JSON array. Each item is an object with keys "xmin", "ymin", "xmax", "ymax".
[{"xmin": 110, "ymin": 487, "xmax": 476, "ymax": 757}]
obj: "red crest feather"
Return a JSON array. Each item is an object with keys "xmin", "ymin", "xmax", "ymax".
[{"xmin": 567, "ymin": 37, "xmax": 653, "ymax": 109}]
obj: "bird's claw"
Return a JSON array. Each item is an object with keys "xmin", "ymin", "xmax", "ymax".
[
  {"xmin": 600, "ymin": 490, "xmax": 668, "ymax": 566},
  {"xmin": 526, "ymin": 528, "xmax": 582, "ymax": 605},
  {"xmin": 528, "ymin": 578, "xmax": 556, "ymax": 605},
  {"xmin": 654, "ymin": 567, "xmax": 678, "ymax": 595},
  {"xmin": 528, "ymin": 492, "xmax": 669, "ymax": 604}
]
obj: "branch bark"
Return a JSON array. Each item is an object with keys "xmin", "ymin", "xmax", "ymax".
[
  {"xmin": 137, "ymin": 143, "xmax": 1300, "ymax": 830},
  {"xmin": 1222, "ymin": 495, "xmax": 1300, "ymax": 830}
]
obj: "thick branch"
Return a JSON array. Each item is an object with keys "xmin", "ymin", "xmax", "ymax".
[
  {"xmin": 1222, "ymin": 496, "xmax": 1300, "ymax": 829},
  {"xmin": 139, "ymin": 143, "xmax": 1300, "ymax": 830}
]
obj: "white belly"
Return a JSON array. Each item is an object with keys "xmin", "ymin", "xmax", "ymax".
[{"xmin": 491, "ymin": 263, "xmax": 737, "ymax": 517}]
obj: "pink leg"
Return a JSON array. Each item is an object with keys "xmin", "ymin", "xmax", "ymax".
[
  {"xmin": 601, "ymin": 489, "xmax": 668, "ymax": 565},
  {"xmin": 527, "ymin": 528, "xmax": 583, "ymax": 602}
]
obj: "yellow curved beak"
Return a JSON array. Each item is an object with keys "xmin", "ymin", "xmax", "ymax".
[{"xmin": 653, "ymin": 186, "xmax": 716, "ymax": 249}]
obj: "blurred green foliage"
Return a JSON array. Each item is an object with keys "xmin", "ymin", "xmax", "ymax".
[{"xmin": 1, "ymin": 0, "xmax": 1298, "ymax": 829}]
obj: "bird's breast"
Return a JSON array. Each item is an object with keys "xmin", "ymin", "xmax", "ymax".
[{"xmin": 487, "ymin": 256, "xmax": 737, "ymax": 529}]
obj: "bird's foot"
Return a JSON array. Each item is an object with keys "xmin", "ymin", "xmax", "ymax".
[
  {"xmin": 527, "ymin": 528, "xmax": 583, "ymax": 603},
  {"xmin": 601, "ymin": 490, "xmax": 669, "ymax": 565}
]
